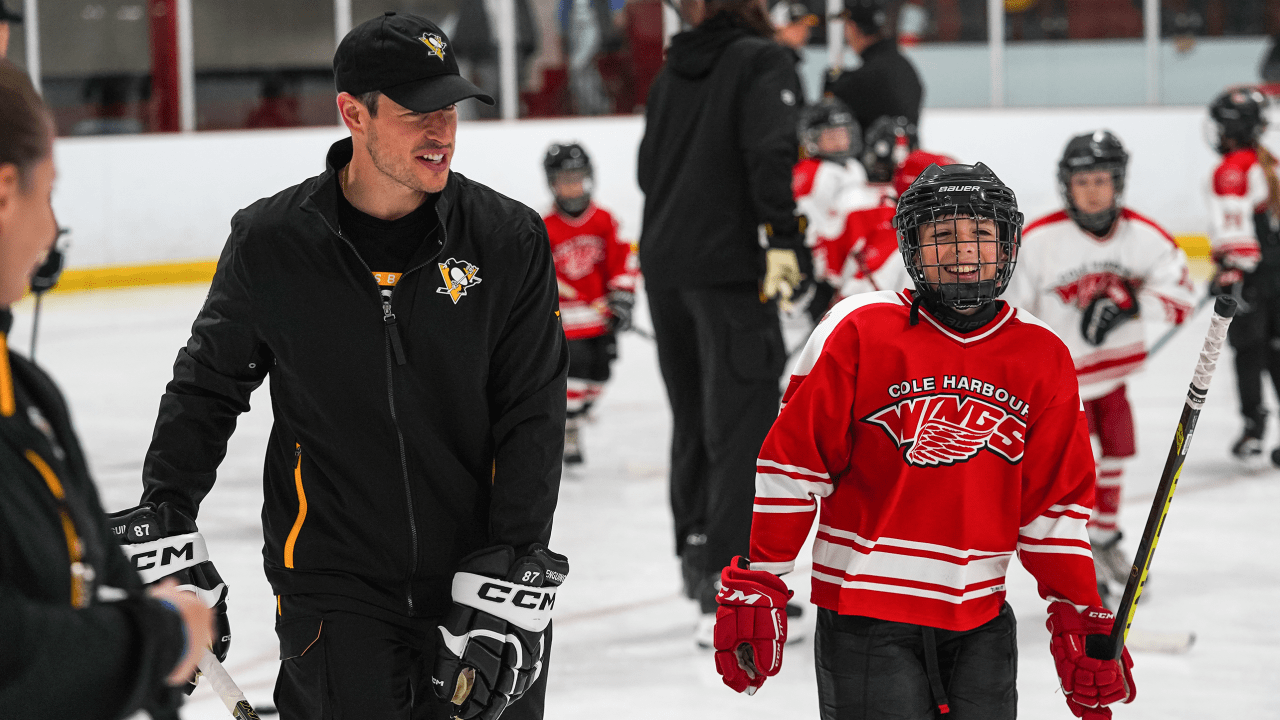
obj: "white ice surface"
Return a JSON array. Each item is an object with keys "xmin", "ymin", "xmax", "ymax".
[{"xmin": 8, "ymin": 284, "xmax": 1279, "ymax": 719}]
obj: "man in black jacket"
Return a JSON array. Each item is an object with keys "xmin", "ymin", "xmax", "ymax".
[
  {"xmin": 0, "ymin": 59, "xmax": 212, "ymax": 718},
  {"xmin": 638, "ymin": 0, "xmax": 806, "ymax": 645},
  {"xmin": 119, "ymin": 14, "xmax": 569, "ymax": 720},
  {"xmin": 826, "ymin": 0, "xmax": 923, "ymax": 145}
]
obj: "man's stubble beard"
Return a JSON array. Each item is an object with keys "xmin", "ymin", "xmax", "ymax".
[{"xmin": 367, "ymin": 121, "xmax": 439, "ymax": 194}]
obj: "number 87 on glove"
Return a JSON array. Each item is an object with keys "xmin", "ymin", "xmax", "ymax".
[{"xmin": 713, "ymin": 556, "xmax": 794, "ymax": 695}]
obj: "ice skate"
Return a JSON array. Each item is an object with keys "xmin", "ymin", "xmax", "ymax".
[{"xmin": 1231, "ymin": 434, "xmax": 1263, "ymax": 462}]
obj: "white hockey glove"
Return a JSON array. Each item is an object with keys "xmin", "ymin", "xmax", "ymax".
[
  {"xmin": 108, "ymin": 502, "xmax": 231, "ymax": 693},
  {"xmin": 432, "ymin": 544, "xmax": 568, "ymax": 720}
]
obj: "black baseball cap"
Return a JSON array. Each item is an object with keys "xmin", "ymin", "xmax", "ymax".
[
  {"xmin": 334, "ymin": 12, "xmax": 494, "ymax": 114},
  {"xmin": 833, "ymin": 0, "xmax": 886, "ymax": 31},
  {"xmin": 0, "ymin": 1, "xmax": 23, "ymax": 22}
]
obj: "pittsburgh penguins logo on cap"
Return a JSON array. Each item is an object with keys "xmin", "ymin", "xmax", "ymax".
[{"xmin": 420, "ymin": 32, "xmax": 448, "ymax": 61}]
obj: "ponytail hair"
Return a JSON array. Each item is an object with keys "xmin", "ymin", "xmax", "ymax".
[
  {"xmin": 1256, "ymin": 144, "xmax": 1280, "ymax": 220},
  {"xmin": 0, "ymin": 60, "xmax": 53, "ymax": 190}
]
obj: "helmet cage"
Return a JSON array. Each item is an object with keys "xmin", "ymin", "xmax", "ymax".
[
  {"xmin": 893, "ymin": 168, "xmax": 1024, "ymax": 310},
  {"xmin": 799, "ymin": 102, "xmax": 861, "ymax": 163}
]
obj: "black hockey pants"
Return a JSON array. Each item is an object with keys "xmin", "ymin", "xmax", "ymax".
[
  {"xmin": 814, "ymin": 604, "xmax": 1018, "ymax": 720},
  {"xmin": 646, "ymin": 283, "xmax": 786, "ymax": 613},
  {"xmin": 272, "ymin": 593, "xmax": 550, "ymax": 720},
  {"xmin": 1227, "ymin": 283, "xmax": 1280, "ymax": 438}
]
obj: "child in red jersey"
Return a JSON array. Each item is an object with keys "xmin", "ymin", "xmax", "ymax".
[
  {"xmin": 542, "ymin": 142, "xmax": 637, "ymax": 465},
  {"xmin": 713, "ymin": 163, "xmax": 1136, "ymax": 720},
  {"xmin": 1205, "ymin": 87, "xmax": 1280, "ymax": 464}
]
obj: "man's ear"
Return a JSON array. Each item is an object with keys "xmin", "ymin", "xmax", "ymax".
[{"xmin": 336, "ymin": 92, "xmax": 367, "ymax": 135}]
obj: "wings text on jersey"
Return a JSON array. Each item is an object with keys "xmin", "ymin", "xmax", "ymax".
[
  {"xmin": 863, "ymin": 391, "xmax": 1028, "ymax": 466},
  {"xmin": 1051, "ymin": 271, "xmax": 1138, "ymax": 310}
]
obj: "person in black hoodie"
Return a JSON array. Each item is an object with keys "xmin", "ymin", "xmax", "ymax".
[
  {"xmin": 825, "ymin": 0, "xmax": 923, "ymax": 146},
  {"xmin": 638, "ymin": 0, "xmax": 807, "ymax": 646},
  {"xmin": 111, "ymin": 15, "xmax": 569, "ymax": 720},
  {"xmin": 0, "ymin": 59, "xmax": 213, "ymax": 718}
]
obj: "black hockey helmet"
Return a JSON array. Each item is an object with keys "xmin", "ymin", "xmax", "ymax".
[
  {"xmin": 862, "ymin": 115, "xmax": 918, "ymax": 183},
  {"xmin": 1057, "ymin": 130, "xmax": 1128, "ymax": 236},
  {"xmin": 543, "ymin": 142, "xmax": 593, "ymax": 214},
  {"xmin": 892, "ymin": 162, "xmax": 1024, "ymax": 310},
  {"xmin": 1207, "ymin": 86, "xmax": 1269, "ymax": 155},
  {"xmin": 799, "ymin": 97, "xmax": 860, "ymax": 162}
]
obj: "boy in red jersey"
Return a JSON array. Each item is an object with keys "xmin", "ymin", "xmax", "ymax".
[
  {"xmin": 713, "ymin": 163, "xmax": 1135, "ymax": 719},
  {"xmin": 542, "ymin": 142, "xmax": 637, "ymax": 464}
]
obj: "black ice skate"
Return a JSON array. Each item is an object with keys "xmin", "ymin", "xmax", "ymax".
[{"xmin": 1231, "ymin": 434, "xmax": 1263, "ymax": 461}]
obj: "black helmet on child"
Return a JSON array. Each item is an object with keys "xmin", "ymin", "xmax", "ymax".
[
  {"xmin": 862, "ymin": 115, "xmax": 918, "ymax": 183},
  {"xmin": 892, "ymin": 162, "xmax": 1024, "ymax": 310},
  {"xmin": 1057, "ymin": 130, "xmax": 1128, "ymax": 236},
  {"xmin": 543, "ymin": 142, "xmax": 594, "ymax": 215},
  {"xmin": 1207, "ymin": 87, "xmax": 1269, "ymax": 155},
  {"xmin": 799, "ymin": 97, "xmax": 860, "ymax": 162}
]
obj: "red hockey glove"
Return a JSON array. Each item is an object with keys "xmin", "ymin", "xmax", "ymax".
[
  {"xmin": 713, "ymin": 556, "xmax": 794, "ymax": 695},
  {"xmin": 1046, "ymin": 602, "xmax": 1136, "ymax": 719}
]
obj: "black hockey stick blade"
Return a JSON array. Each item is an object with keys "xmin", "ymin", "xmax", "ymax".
[{"xmin": 1086, "ymin": 295, "xmax": 1237, "ymax": 662}]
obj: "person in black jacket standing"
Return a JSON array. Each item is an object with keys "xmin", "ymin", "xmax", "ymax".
[
  {"xmin": 638, "ymin": 0, "xmax": 807, "ymax": 645},
  {"xmin": 0, "ymin": 60, "xmax": 213, "ymax": 718},
  {"xmin": 112, "ymin": 14, "xmax": 570, "ymax": 720},
  {"xmin": 826, "ymin": 0, "xmax": 923, "ymax": 146}
]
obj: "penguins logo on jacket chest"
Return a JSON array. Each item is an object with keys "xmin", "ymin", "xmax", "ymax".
[{"xmin": 438, "ymin": 258, "xmax": 482, "ymax": 304}]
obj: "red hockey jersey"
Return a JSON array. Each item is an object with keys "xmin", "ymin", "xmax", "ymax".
[
  {"xmin": 1207, "ymin": 147, "xmax": 1271, "ymax": 268},
  {"xmin": 750, "ymin": 290, "xmax": 1101, "ymax": 631},
  {"xmin": 543, "ymin": 203, "xmax": 637, "ymax": 341}
]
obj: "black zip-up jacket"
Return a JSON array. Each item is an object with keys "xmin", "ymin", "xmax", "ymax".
[
  {"xmin": 141, "ymin": 139, "xmax": 568, "ymax": 618},
  {"xmin": 827, "ymin": 38, "xmax": 924, "ymax": 141},
  {"xmin": 638, "ymin": 15, "xmax": 803, "ymax": 288},
  {"xmin": 0, "ymin": 313, "xmax": 185, "ymax": 717}
]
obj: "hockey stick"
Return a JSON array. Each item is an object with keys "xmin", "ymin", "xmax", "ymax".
[
  {"xmin": 198, "ymin": 650, "xmax": 262, "ymax": 720},
  {"xmin": 1086, "ymin": 295, "xmax": 1237, "ymax": 662}
]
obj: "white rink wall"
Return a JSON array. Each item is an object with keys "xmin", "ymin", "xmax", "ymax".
[{"xmin": 50, "ymin": 106, "xmax": 1238, "ymax": 270}]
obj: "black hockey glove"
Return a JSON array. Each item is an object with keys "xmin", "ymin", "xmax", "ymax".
[
  {"xmin": 606, "ymin": 290, "xmax": 635, "ymax": 333},
  {"xmin": 432, "ymin": 544, "xmax": 569, "ymax": 720},
  {"xmin": 108, "ymin": 502, "xmax": 231, "ymax": 694},
  {"xmin": 1080, "ymin": 283, "xmax": 1139, "ymax": 347}
]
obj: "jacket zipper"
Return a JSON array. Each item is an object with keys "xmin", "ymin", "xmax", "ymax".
[
  {"xmin": 318, "ymin": 208, "xmax": 443, "ymax": 616},
  {"xmin": 284, "ymin": 444, "xmax": 307, "ymax": 569}
]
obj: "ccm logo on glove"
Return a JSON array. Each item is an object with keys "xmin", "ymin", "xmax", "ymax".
[{"xmin": 476, "ymin": 582, "xmax": 556, "ymax": 611}]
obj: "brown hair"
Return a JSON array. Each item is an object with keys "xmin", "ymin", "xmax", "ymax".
[
  {"xmin": 1256, "ymin": 145, "xmax": 1280, "ymax": 219},
  {"xmin": 0, "ymin": 60, "xmax": 52, "ymax": 189},
  {"xmin": 682, "ymin": 0, "xmax": 775, "ymax": 37}
]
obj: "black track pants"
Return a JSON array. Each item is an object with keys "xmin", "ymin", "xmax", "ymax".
[
  {"xmin": 646, "ymin": 283, "xmax": 786, "ymax": 610},
  {"xmin": 1226, "ymin": 286, "xmax": 1280, "ymax": 433},
  {"xmin": 814, "ymin": 604, "xmax": 1018, "ymax": 720},
  {"xmin": 273, "ymin": 594, "xmax": 550, "ymax": 720}
]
